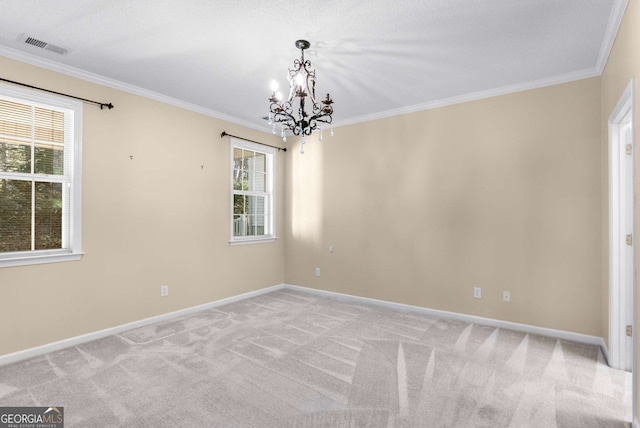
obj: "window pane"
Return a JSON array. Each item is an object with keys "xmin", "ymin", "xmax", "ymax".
[
  {"xmin": 254, "ymin": 172, "xmax": 266, "ymax": 192},
  {"xmin": 0, "ymin": 99, "xmax": 31, "ymax": 139},
  {"xmin": 247, "ymin": 195, "xmax": 265, "ymax": 216},
  {"xmin": 233, "ymin": 214, "xmax": 247, "ymax": 237},
  {"xmin": 247, "ymin": 215, "xmax": 255, "ymax": 236},
  {"xmin": 233, "ymin": 148, "xmax": 243, "ymax": 170},
  {"xmin": 241, "ymin": 170, "xmax": 250, "ymax": 191},
  {"xmin": 244, "ymin": 150, "xmax": 263, "ymax": 192},
  {"xmin": 233, "ymin": 194, "xmax": 245, "ymax": 215},
  {"xmin": 34, "ymin": 143, "xmax": 64, "ymax": 175},
  {"xmin": 0, "ymin": 138, "xmax": 31, "ymax": 173},
  {"xmin": 246, "ymin": 196, "xmax": 265, "ymax": 236},
  {"xmin": 0, "ymin": 179, "xmax": 32, "ymax": 252},
  {"xmin": 242, "ymin": 149, "xmax": 254, "ymax": 171},
  {"xmin": 246, "ymin": 215, "xmax": 265, "ymax": 236},
  {"xmin": 254, "ymin": 152, "xmax": 266, "ymax": 173},
  {"xmin": 233, "ymin": 169, "xmax": 242, "ymax": 191},
  {"xmin": 35, "ymin": 181, "xmax": 62, "ymax": 250}
]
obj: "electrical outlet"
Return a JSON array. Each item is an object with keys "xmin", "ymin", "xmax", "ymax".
[
  {"xmin": 160, "ymin": 285, "xmax": 169, "ymax": 297},
  {"xmin": 329, "ymin": 245, "xmax": 334, "ymax": 253},
  {"xmin": 315, "ymin": 268, "xmax": 321, "ymax": 277},
  {"xmin": 473, "ymin": 287, "xmax": 481, "ymax": 299},
  {"xmin": 503, "ymin": 291, "xmax": 510, "ymax": 302}
]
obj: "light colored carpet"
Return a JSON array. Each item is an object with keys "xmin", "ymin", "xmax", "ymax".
[{"xmin": 0, "ymin": 289, "xmax": 632, "ymax": 427}]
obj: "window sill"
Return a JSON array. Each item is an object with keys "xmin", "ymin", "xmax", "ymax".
[
  {"xmin": 0, "ymin": 252, "xmax": 84, "ymax": 268},
  {"xmin": 229, "ymin": 237, "xmax": 278, "ymax": 246}
]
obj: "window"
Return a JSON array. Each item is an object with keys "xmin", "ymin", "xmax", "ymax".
[
  {"xmin": 0, "ymin": 83, "xmax": 83, "ymax": 267},
  {"xmin": 231, "ymin": 138, "xmax": 275, "ymax": 244}
]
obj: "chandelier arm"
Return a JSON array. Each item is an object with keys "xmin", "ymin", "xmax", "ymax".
[
  {"xmin": 269, "ymin": 100, "xmax": 297, "ymax": 127},
  {"xmin": 270, "ymin": 99, "xmax": 295, "ymax": 116},
  {"xmin": 309, "ymin": 105, "xmax": 334, "ymax": 123},
  {"xmin": 272, "ymin": 114, "xmax": 296, "ymax": 129}
]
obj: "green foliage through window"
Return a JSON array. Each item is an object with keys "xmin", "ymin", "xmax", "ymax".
[{"xmin": 0, "ymin": 98, "xmax": 67, "ymax": 254}]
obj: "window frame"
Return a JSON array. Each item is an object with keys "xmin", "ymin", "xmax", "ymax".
[
  {"xmin": 0, "ymin": 82, "xmax": 83, "ymax": 267},
  {"xmin": 229, "ymin": 138, "xmax": 276, "ymax": 245}
]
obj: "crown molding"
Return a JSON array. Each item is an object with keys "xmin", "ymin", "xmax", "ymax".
[
  {"xmin": 0, "ymin": 0, "xmax": 626, "ymax": 135},
  {"xmin": 333, "ymin": 68, "xmax": 600, "ymax": 128},
  {"xmin": 0, "ymin": 45, "xmax": 266, "ymax": 133},
  {"xmin": 595, "ymin": 0, "xmax": 629, "ymax": 74}
]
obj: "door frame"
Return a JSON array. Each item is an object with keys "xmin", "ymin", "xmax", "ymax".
[{"xmin": 608, "ymin": 78, "xmax": 636, "ymax": 421}]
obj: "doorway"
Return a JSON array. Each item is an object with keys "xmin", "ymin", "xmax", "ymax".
[{"xmin": 609, "ymin": 79, "xmax": 635, "ymax": 372}]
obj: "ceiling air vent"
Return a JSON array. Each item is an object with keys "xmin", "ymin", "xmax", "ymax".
[{"xmin": 18, "ymin": 33, "xmax": 70, "ymax": 56}]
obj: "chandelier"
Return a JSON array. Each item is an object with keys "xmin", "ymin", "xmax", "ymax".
[{"xmin": 268, "ymin": 40, "xmax": 334, "ymax": 154}]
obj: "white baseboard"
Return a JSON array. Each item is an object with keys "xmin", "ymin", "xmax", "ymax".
[
  {"xmin": 0, "ymin": 283, "xmax": 285, "ymax": 367},
  {"xmin": 283, "ymin": 284, "xmax": 607, "ymax": 349},
  {"xmin": 600, "ymin": 341, "xmax": 611, "ymax": 365},
  {"xmin": 0, "ymin": 282, "xmax": 610, "ymax": 367}
]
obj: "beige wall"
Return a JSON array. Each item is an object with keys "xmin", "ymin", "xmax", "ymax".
[
  {"xmin": 285, "ymin": 77, "xmax": 603, "ymax": 336},
  {"xmin": 601, "ymin": 0, "xmax": 640, "ymax": 420},
  {"xmin": 0, "ymin": 56, "xmax": 285, "ymax": 356}
]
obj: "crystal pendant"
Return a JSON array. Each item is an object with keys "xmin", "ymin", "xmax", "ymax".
[
  {"xmin": 281, "ymin": 126, "xmax": 287, "ymax": 142},
  {"xmin": 272, "ymin": 123, "xmax": 276, "ymax": 134},
  {"xmin": 330, "ymin": 126, "xmax": 334, "ymax": 137},
  {"xmin": 319, "ymin": 128, "xmax": 323, "ymax": 141},
  {"xmin": 300, "ymin": 135, "xmax": 305, "ymax": 155},
  {"xmin": 268, "ymin": 113, "xmax": 273, "ymax": 125}
]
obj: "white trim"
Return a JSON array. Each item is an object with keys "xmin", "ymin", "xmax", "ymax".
[
  {"xmin": 601, "ymin": 340, "xmax": 611, "ymax": 366},
  {"xmin": 0, "ymin": 252, "xmax": 83, "ymax": 268},
  {"xmin": 0, "ymin": 45, "xmax": 267, "ymax": 133},
  {"xmin": 634, "ymin": 417, "xmax": 639, "ymax": 428},
  {"xmin": 595, "ymin": 0, "xmax": 629, "ymax": 74},
  {"xmin": 0, "ymin": 282, "xmax": 611, "ymax": 367},
  {"xmin": 283, "ymin": 284, "xmax": 606, "ymax": 347},
  {"xmin": 229, "ymin": 237, "xmax": 278, "ymax": 246},
  {"xmin": 608, "ymin": 79, "xmax": 636, "ymax": 374},
  {"xmin": 333, "ymin": 68, "xmax": 599, "ymax": 128},
  {"xmin": 0, "ymin": 284, "xmax": 285, "ymax": 367},
  {"xmin": 0, "ymin": 42, "xmax": 601, "ymax": 134}
]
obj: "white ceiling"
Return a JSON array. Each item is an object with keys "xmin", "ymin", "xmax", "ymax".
[{"xmin": 0, "ymin": 0, "xmax": 627, "ymax": 132}]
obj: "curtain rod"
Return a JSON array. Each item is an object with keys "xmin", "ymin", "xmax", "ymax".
[
  {"xmin": 220, "ymin": 131, "xmax": 286, "ymax": 152},
  {"xmin": 0, "ymin": 77, "xmax": 114, "ymax": 110}
]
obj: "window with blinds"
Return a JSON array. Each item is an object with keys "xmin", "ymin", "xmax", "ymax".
[
  {"xmin": 0, "ymin": 83, "xmax": 82, "ymax": 266},
  {"xmin": 231, "ymin": 138, "xmax": 275, "ymax": 243}
]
